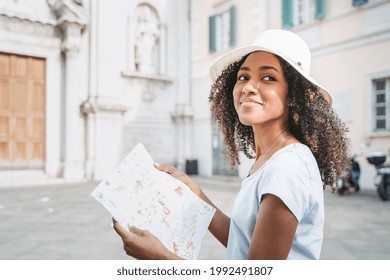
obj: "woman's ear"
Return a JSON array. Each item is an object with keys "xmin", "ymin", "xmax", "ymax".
[{"xmin": 286, "ymin": 97, "xmax": 293, "ymax": 107}]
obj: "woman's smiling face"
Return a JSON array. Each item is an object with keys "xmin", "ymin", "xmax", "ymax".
[{"xmin": 233, "ymin": 51, "xmax": 289, "ymax": 128}]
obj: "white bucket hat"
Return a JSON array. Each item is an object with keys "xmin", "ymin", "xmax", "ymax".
[{"xmin": 209, "ymin": 29, "xmax": 333, "ymax": 106}]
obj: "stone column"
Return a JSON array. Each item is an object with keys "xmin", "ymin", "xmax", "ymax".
[
  {"xmin": 172, "ymin": 104, "xmax": 194, "ymax": 172},
  {"xmin": 61, "ymin": 22, "xmax": 85, "ymax": 179},
  {"xmin": 171, "ymin": 0, "xmax": 194, "ymax": 172},
  {"xmin": 80, "ymin": 100, "xmax": 96, "ymax": 180}
]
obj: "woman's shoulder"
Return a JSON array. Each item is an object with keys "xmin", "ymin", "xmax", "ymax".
[
  {"xmin": 262, "ymin": 143, "xmax": 319, "ymax": 180},
  {"xmin": 269, "ymin": 143, "xmax": 315, "ymax": 167},
  {"xmin": 245, "ymin": 143, "xmax": 318, "ymax": 182}
]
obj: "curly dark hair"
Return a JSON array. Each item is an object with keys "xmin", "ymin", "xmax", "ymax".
[{"xmin": 209, "ymin": 54, "xmax": 350, "ymax": 191}]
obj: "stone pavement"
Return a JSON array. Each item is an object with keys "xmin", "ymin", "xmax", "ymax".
[{"xmin": 0, "ymin": 175, "xmax": 389, "ymax": 260}]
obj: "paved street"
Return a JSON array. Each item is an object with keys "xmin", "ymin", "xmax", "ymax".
[{"xmin": 0, "ymin": 176, "xmax": 389, "ymax": 260}]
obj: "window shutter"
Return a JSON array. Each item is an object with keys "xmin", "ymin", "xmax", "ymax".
[
  {"xmin": 315, "ymin": 0, "xmax": 325, "ymax": 20},
  {"xmin": 353, "ymin": 0, "xmax": 368, "ymax": 6},
  {"xmin": 282, "ymin": 0, "xmax": 293, "ymax": 29},
  {"xmin": 209, "ymin": 15, "xmax": 216, "ymax": 53},
  {"xmin": 229, "ymin": 6, "xmax": 236, "ymax": 47}
]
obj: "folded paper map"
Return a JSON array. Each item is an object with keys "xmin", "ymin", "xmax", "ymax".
[{"xmin": 91, "ymin": 143, "xmax": 216, "ymax": 259}]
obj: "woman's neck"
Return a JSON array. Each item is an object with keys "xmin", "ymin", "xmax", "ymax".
[{"xmin": 252, "ymin": 124, "xmax": 290, "ymax": 160}]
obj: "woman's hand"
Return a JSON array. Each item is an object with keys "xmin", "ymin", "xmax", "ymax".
[
  {"xmin": 154, "ymin": 163, "xmax": 231, "ymax": 247},
  {"xmin": 113, "ymin": 220, "xmax": 181, "ymax": 260},
  {"xmin": 154, "ymin": 163, "xmax": 202, "ymax": 196}
]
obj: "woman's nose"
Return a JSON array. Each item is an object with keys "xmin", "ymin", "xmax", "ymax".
[{"xmin": 242, "ymin": 81, "xmax": 257, "ymax": 95}]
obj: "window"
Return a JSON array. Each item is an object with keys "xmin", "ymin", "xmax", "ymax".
[
  {"xmin": 373, "ymin": 78, "xmax": 390, "ymax": 131},
  {"xmin": 353, "ymin": 0, "xmax": 368, "ymax": 6},
  {"xmin": 282, "ymin": 0, "xmax": 324, "ymax": 29},
  {"xmin": 209, "ymin": 6, "xmax": 236, "ymax": 53}
]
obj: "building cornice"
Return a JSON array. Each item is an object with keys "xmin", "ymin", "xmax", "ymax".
[
  {"xmin": 312, "ymin": 30, "xmax": 390, "ymax": 57},
  {"xmin": 121, "ymin": 71, "xmax": 174, "ymax": 84},
  {"xmin": 80, "ymin": 99, "xmax": 128, "ymax": 115},
  {"xmin": 0, "ymin": 9, "xmax": 57, "ymax": 26},
  {"xmin": 48, "ymin": 0, "xmax": 88, "ymax": 29}
]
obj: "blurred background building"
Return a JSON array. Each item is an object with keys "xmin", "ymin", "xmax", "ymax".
[{"xmin": 0, "ymin": 0, "xmax": 389, "ymax": 189}]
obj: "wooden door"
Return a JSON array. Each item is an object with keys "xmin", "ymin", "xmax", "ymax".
[{"xmin": 0, "ymin": 53, "xmax": 46, "ymax": 169}]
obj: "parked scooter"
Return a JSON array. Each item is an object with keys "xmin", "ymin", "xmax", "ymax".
[
  {"xmin": 367, "ymin": 151, "xmax": 390, "ymax": 201},
  {"xmin": 337, "ymin": 154, "xmax": 360, "ymax": 195}
]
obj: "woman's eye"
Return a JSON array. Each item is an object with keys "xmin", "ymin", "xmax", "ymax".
[
  {"xmin": 263, "ymin": 75, "xmax": 275, "ymax": 81},
  {"xmin": 237, "ymin": 75, "xmax": 248, "ymax": 81}
]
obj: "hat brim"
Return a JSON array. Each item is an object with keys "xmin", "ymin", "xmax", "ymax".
[{"xmin": 209, "ymin": 46, "xmax": 333, "ymax": 106}]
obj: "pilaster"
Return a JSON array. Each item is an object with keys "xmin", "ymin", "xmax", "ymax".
[{"xmin": 49, "ymin": 0, "xmax": 88, "ymax": 179}]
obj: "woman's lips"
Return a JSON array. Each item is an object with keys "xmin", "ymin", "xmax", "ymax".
[{"xmin": 240, "ymin": 98, "xmax": 263, "ymax": 106}]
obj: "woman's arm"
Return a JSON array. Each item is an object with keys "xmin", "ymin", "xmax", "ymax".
[
  {"xmin": 154, "ymin": 163, "xmax": 231, "ymax": 247},
  {"xmin": 248, "ymin": 194, "xmax": 298, "ymax": 259},
  {"xmin": 209, "ymin": 211, "xmax": 231, "ymax": 247}
]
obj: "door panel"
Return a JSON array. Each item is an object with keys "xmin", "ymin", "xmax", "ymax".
[{"xmin": 0, "ymin": 53, "xmax": 46, "ymax": 169}]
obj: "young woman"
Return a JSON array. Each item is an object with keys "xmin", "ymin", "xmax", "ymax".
[{"xmin": 113, "ymin": 29, "xmax": 350, "ymax": 260}]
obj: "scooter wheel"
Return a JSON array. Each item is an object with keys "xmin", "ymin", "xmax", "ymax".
[{"xmin": 377, "ymin": 181, "xmax": 390, "ymax": 201}]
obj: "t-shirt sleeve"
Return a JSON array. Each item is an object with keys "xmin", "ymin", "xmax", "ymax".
[{"xmin": 257, "ymin": 151, "xmax": 312, "ymax": 222}]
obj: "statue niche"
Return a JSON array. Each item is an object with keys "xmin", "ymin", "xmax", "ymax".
[{"xmin": 134, "ymin": 4, "xmax": 160, "ymax": 74}]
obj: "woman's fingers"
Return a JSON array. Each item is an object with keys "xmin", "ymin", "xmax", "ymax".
[
  {"xmin": 154, "ymin": 162, "xmax": 185, "ymax": 177},
  {"xmin": 113, "ymin": 220, "xmax": 128, "ymax": 238},
  {"xmin": 128, "ymin": 225, "xmax": 145, "ymax": 237},
  {"xmin": 153, "ymin": 163, "xmax": 202, "ymax": 201},
  {"xmin": 154, "ymin": 162, "xmax": 175, "ymax": 174},
  {"xmin": 113, "ymin": 221, "xmax": 177, "ymax": 259},
  {"xmin": 114, "ymin": 220, "xmax": 145, "ymax": 238}
]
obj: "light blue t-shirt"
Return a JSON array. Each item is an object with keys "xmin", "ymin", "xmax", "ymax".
[{"xmin": 226, "ymin": 143, "xmax": 324, "ymax": 260}]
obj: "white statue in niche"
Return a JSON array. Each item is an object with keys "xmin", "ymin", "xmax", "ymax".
[{"xmin": 134, "ymin": 4, "xmax": 160, "ymax": 74}]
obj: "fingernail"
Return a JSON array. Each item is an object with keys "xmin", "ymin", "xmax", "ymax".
[
  {"xmin": 128, "ymin": 225, "xmax": 135, "ymax": 232},
  {"xmin": 154, "ymin": 162, "xmax": 160, "ymax": 166}
]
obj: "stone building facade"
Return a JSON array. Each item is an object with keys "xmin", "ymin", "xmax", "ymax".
[
  {"xmin": 0, "ymin": 0, "xmax": 193, "ymax": 182},
  {"xmin": 1, "ymin": 0, "xmax": 389, "ymax": 189},
  {"xmin": 189, "ymin": 0, "xmax": 390, "ymax": 187}
]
